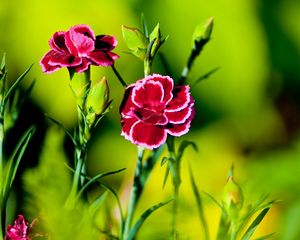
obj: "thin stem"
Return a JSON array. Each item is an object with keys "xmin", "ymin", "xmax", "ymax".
[
  {"xmin": 178, "ymin": 38, "xmax": 210, "ymax": 85},
  {"xmin": 0, "ymin": 116, "xmax": 4, "ymax": 239},
  {"xmin": 122, "ymin": 146, "xmax": 145, "ymax": 240},
  {"xmin": 111, "ymin": 65, "xmax": 127, "ymax": 88}
]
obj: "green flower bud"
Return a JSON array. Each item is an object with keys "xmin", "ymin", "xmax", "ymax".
[
  {"xmin": 149, "ymin": 23, "xmax": 161, "ymax": 56},
  {"xmin": 69, "ymin": 69, "xmax": 90, "ymax": 107},
  {"xmin": 122, "ymin": 25, "xmax": 148, "ymax": 60},
  {"xmin": 85, "ymin": 76, "xmax": 110, "ymax": 127},
  {"xmin": 192, "ymin": 17, "xmax": 214, "ymax": 47},
  {"xmin": 222, "ymin": 170, "xmax": 244, "ymax": 218}
]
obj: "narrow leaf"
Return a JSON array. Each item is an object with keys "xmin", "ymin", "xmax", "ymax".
[
  {"xmin": 0, "ymin": 53, "xmax": 6, "ymax": 71},
  {"xmin": 3, "ymin": 64, "xmax": 33, "ymax": 107},
  {"xmin": 241, "ymin": 208, "xmax": 271, "ymax": 240},
  {"xmin": 77, "ymin": 168, "xmax": 126, "ymax": 198},
  {"xmin": 4, "ymin": 126, "xmax": 35, "ymax": 193},
  {"xmin": 189, "ymin": 168, "xmax": 209, "ymax": 240},
  {"xmin": 193, "ymin": 67, "xmax": 220, "ymax": 86},
  {"xmin": 160, "ymin": 156, "xmax": 168, "ymax": 166},
  {"xmin": 45, "ymin": 114, "xmax": 77, "ymax": 146},
  {"xmin": 127, "ymin": 199, "xmax": 173, "ymax": 240},
  {"xmin": 177, "ymin": 140, "xmax": 198, "ymax": 161},
  {"xmin": 141, "ymin": 13, "xmax": 149, "ymax": 38},
  {"xmin": 254, "ymin": 233, "xmax": 275, "ymax": 240}
]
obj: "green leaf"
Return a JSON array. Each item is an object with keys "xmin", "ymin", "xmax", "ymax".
[
  {"xmin": 0, "ymin": 53, "xmax": 6, "ymax": 72},
  {"xmin": 122, "ymin": 25, "xmax": 148, "ymax": 60},
  {"xmin": 127, "ymin": 199, "xmax": 173, "ymax": 240},
  {"xmin": 3, "ymin": 126, "xmax": 35, "ymax": 195},
  {"xmin": 3, "ymin": 64, "xmax": 33, "ymax": 108},
  {"xmin": 177, "ymin": 140, "xmax": 198, "ymax": 161},
  {"xmin": 193, "ymin": 67, "xmax": 220, "ymax": 86},
  {"xmin": 162, "ymin": 164, "xmax": 170, "ymax": 188},
  {"xmin": 160, "ymin": 156, "xmax": 168, "ymax": 166},
  {"xmin": 45, "ymin": 114, "xmax": 77, "ymax": 147},
  {"xmin": 97, "ymin": 181, "xmax": 125, "ymax": 235},
  {"xmin": 77, "ymin": 168, "xmax": 126, "ymax": 199},
  {"xmin": 241, "ymin": 208, "xmax": 271, "ymax": 240},
  {"xmin": 2, "ymin": 126, "xmax": 35, "ymax": 228},
  {"xmin": 140, "ymin": 13, "xmax": 149, "ymax": 38},
  {"xmin": 254, "ymin": 233, "xmax": 275, "ymax": 240},
  {"xmin": 189, "ymin": 168, "xmax": 209, "ymax": 240}
]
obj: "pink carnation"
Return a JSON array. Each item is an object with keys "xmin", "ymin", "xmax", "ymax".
[
  {"xmin": 120, "ymin": 74, "xmax": 195, "ymax": 149},
  {"xmin": 5, "ymin": 215, "xmax": 31, "ymax": 240},
  {"xmin": 40, "ymin": 24, "xmax": 119, "ymax": 73}
]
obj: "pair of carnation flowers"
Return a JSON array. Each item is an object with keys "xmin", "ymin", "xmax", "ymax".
[{"xmin": 40, "ymin": 24, "xmax": 195, "ymax": 150}]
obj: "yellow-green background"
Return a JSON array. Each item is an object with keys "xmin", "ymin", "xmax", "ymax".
[{"xmin": 1, "ymin": 0, "xmax": 300, "ymax": 239}]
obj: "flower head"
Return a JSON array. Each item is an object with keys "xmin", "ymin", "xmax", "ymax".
[
  {"xmin": 40, "ymin": 24, "xmax": 119, "ymax": 73},
  {"xmin": 5, "ymin": 215, "xmax": 31, "ymax": 240},
  {"xmin": 120, "ymin": 74, "xmax": 195, "ymax": 149}
]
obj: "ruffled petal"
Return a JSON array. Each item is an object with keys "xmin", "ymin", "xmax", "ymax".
[
  {"xmin": 166, "ymin": 120, "xmax": 191, "ymax": 137},
  {"xmin": 166, "ymin": 108, "xmax": 195, "ymax": 136},
  {"xmin": 69, "ymin": 24, "xmax": 95, "ymax": 40},
  {"xmin": 74, "ymin": 58, "xmax": 91, "ymax": 73},
  {"xmin": 49, "ymin": 31, "xmax": 68, "ymax": 52},
  {"xmin": 120, "ymin": 85, "xmax": 136, "ymax": 118},
  {"xmin": 95, "ymin": 35, "xmax": 117, "ymax": 51},
  {"xmin": 106, "ymin": 52, "xmax": 119, "ymax": 60},
  {"xmin": 88, "ymin": 51, "xmax": 115, "ymax": 66},
  {"xmin": 149, "ymin": 74, "xmax": 174, "ymax": 104},
  {"xmin": 130, "ymin": 121, "xmax": 167, "ymax": 149},
  {"xmin": 165, "ymin": 85, "xmax": 191, "ymax": 112},
  {"xmin": 48, "ymin": 52, "xmax": 82, "ymax": 67},
  {"xmin": 165, "ymin": 104, "xmax": 193, "ymax": 124},
  {"xmin": 121, "ymin": 116, "xmax": 138, "ymax": 140},
  {"xmin": 132, "ymin": 80, "xmax": 164, "ymax": 108},
  {"xmin": 39, "ymin": 50, "xmax": 61, "ymax": 73},
  {"xmin": 134, "ymin": 108, "xmax": 168, "ymax": 125}
]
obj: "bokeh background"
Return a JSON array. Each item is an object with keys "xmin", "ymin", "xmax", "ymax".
[{"xmin": 1, "ymin": 0, "xmax": 300, "ymax": 239}]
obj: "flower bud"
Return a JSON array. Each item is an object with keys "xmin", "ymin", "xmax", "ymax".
[
  {"xmin": 192, "ymin": 17, "xmax": 214, "ymax": 46},
  {"xmin": 222, "ymin": 174, "xmax": 244, "ymax": 214},
  {"xmin": 85, "ymin": 76, "xmax": 110, "ymax": 127},
  {"xmin": 149, "ymin": 23, "xmax": 161, "ymax": 56},
  {"xmin": 69, "ymin": 70, "xmax": 90, "ymax": 107},
  {"xmin": 122, "ymin": 25, "xmax": 148, "ymax": 60},
  {"xmin": 223, "ymin": 176, "xmax": 243, "ymax": 209}
]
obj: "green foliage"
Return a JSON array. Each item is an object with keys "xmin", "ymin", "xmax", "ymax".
[{"xmin": 23, "ymin": 128, "xmax": 101, "ymax": 239}]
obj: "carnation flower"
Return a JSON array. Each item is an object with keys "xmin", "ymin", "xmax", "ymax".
[
  {"xmin": 120, "ymin": 74, "xmax": 195, "ymax": 149},
  {"xmin": 40, "ymin": 24, "xmax": 119, "ymax": 73},
  {"xmin": 5, "ymin": 215, "xmax": 31, "ymax": 240}
]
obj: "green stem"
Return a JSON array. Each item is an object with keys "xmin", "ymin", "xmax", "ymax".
[
  {"xmin": 122, "ymin": 146, "xmax": 145, "ymax": 240},
  {"xmin": 111, "ymin": 65, "xmax": 127, "ymax": 88},
  {"xmin": 144, "ymin": 59, "xmax": 151, "ymax": 77},
  {"xmin": 178, "ymin": 38, "xmax": 210, "ymax": 85},
  {"xmin": 166, "ymin": 137, "xmax": 180, "ymax": 240}
]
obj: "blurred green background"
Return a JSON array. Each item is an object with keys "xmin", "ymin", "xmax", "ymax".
[{"xmin": 1, "ymin": 0, "xmax": 300, "ymax": 239}]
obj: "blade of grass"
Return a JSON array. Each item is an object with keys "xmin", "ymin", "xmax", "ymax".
[
  {"xmin": 189, "ymin": 167, "xmax": 209, "ymax": 240},
  {"xmin": 127, "ymin": 199, "xmax": 173, "ymax": 240}
]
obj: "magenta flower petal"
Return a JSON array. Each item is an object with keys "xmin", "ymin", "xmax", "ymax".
[
  {"xmin": 132, "ymin": 80, "xmax": 164, "ymax": 108},
  {"xmin": 150, "ymin": 74, "xmax": 174, "ymax": 104},
  {"xmin": 41, "ymin": 24, "xmax": 118, "ymax": 73},
  {"xmin": 166, "ymin": 85, "xmax": 191, "ymax": 112},
  {"xmin": 70, "ymin": 24, "xmax": 95, "ymax": 40},
  {"xmin": 95, "ymin": 35, "xmax": 118, "ymax": 51},
  {"xmin": 48, "ymin": 52, "xmax": 82, "ymax": 67},
  {"xmin": 121, "ymin": 116, "xmax": 138, "ymax": 140},
  {"xmin": 106, "ymin": 52, "xmax": 119, "ymax": 60},
  {"xmin": 5, "ymin": 215, "xmax": 30, "ymax": 240},
  {"xmin": 120, "ymin": 85, "xmax": 135, "ymax": 117},
  {"xmin": 165, "ymin": 104, "xmax": 193, "ymax": 124},
  {"xmin": 88, "ymin": 51, "xmax": 115, "ymax": 66},
  {"xmin": 40, "ymin": 50, "xmax": 61, "ymax": 73},
  {"xmin": 166, "ymin": 120, "xmax": 192, "ymax": 137},
  {"xmin": 130, "ymin": 121, "xmax": 167, "ymax": 149},
  {"xmin": 120, "ymin": 74, "xmax": 195, "ymax": 149},
  {"xmin": 74, "ymin": 58, "xmax": 91, "ymax": 73},
  {"xmin": 49, "ymin": 31, "xmax": 68, "ymax": 52}
]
